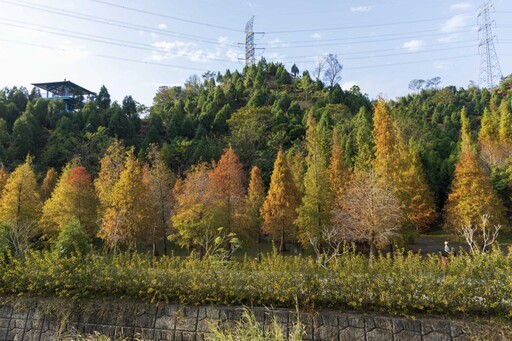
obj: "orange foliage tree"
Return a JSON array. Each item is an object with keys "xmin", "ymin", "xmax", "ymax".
[
  {"xmin": 445, "ymin": 108, "xmax": 506, "ymax": 229},
  {"xmin": 261, "ymin": 149, "xmax": 300, "ymax": 252},
  {"xmin": 40, "ymin": 164, "xmax": 98, "ymax": 239}
]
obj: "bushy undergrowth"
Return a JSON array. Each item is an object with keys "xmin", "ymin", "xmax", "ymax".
[
  {"xmin": 207, "ymin": 307, "xmax": 304, "ymax": 341},
  {"xmin": 0, "ymin": 249, "xmax": 511, "ymax": 318}
]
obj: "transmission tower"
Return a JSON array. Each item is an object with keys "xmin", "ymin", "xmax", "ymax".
[
  {"xmin": 245, "ymin": 16, "xmax": 256, "ymax": 66},
  {"xmin": 241, "ymin": 16, "xmax": 264, "ymax": 66},
  {"xmin": 478, "ymin": 0, "xmax": 502, "ymax": 88}
]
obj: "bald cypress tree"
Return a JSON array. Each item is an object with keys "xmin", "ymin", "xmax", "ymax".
[
  {"xmin": 261, "ymin": 149, "xmax": 299, "ymax": 252},
  {"xmin": 296, "ymin": 115, "xmax": 332, "ymax": 246},
  {"xmin": 445, "ymin": 108, "xmax": 506, "ymax": 229}
]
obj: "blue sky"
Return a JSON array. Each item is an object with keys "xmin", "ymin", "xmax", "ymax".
[{"xmin": 0, "ymin": 0, "xmax": 511, "ymax": 107}]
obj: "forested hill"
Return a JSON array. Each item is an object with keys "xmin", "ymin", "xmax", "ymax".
[{"xmin": 0, "ymin": 60, "xmax": 511, "ymax": 215}]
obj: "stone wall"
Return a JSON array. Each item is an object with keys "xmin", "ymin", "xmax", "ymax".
[{"xmin": 0, "ymin": 298, "xmax": 492, "ymax": 340}]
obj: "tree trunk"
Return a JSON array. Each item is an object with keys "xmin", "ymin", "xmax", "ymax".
[{"xmin": 280, "ymin": 224, "xmax": 286, "ymax": 252}]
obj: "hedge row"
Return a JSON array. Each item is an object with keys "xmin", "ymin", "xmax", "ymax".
[{"xmin": 0, "ymin": 249, "xmax": 511, "ymax": 318}]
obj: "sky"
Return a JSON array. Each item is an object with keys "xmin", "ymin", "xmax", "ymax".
[{"xmin": 0, "ymin": 0, "xmax": 511, "ymax": 107}]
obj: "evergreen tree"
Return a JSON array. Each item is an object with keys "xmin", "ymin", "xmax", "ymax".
[
  {"xmin": 296, "ymin": 115, "xmax": 333, "ymax": 246},
  {"xmin": 353, "ymin": 106, "xmax": 374, "ymax": 172}
]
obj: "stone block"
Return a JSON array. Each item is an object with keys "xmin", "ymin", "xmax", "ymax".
[
  {"xmin": 134, "ymin": 312, "xmax": 156, "ymax": 329},
  {"xmin": 6, "ymin": 328, "xmax": 24, "ymax": 340},
  {"xmin": 219, "ymin": 307, "xmax": 242, "ymax": 321},
  {"xmin": 175, "ymin": 317, "xmax": 197, "ymax": 332},
  {"xmin": 156, "ymin": 329, "xmax": 174, "ymax": 341},
  {"xmin": 318, "ymin": 311, "xmax": 338, "ymax": 328},
  {"xmin": 11, "ymin": 311, "xmax": 27, "ymax": 321},
  {"xmin": 339, "ymin": 326, "xmax": 365, "ymax": 341},
  {"xmin": 0, "ymin": 318, "xmax": 10, "ymax": 328},
  {"xmin": 367, "ymin": 327, "xmax": 393, "ymax": 341},
  {"xmin": 139, "ymin": 327, "xmax": 156, "ymax": 340},
  {"xmin": 316, "ymin": 324, "xmax": 338, "ymax": 340},
  {"xmin": 155, "ymin": 314, "xmax": 176, "ymax": 331},
  {"xmin": 395, "ymin": 330, "xmax": 422, "ymax": 341},
  {"xmin": 453, "ymin": 334, "xmax": 471, "ymax": 341},
  {"xmin": 14, "ymin": 318, "xmax": 26, "ymax": 329},
  {"xmin": 347, "ymin": 315, "xmax": 365, "ymax": 328},
  {"xmin": 251, "ymin": 308, "xmax": 266, "ymax": 323},
  {"xmin": 451, "ymin": 323, "xmax": 464, "ymax": 338},
  {"xmin": 0, "ymin": 305, "xmax": 12, "ymax": 319},
  {"xmin": 367, "ymin": 316, "xmax": 393, "ymax": 331},
  {"xmin": 196, "ymin": 316, "xmax": 213, "ymax": 333},
  {"xmin": 174, "ymin": 331, "xmax": 196, "ymax": 341},
  {"xmin": 270, "ymin": 309, "xmax": 289, "ymax": 324},
  {"xmin": 423, "ymin": 319, "xmax": 451, "ymax": 336},
  {"xmin": 393, "ymin": 318, "xmax": 421, "ymax": 333},
  {"xmin": 423, "ymin": 331, "xmax": 452, "ymax": 341},
  {"xmin": 0, "ymin": 328, "xmax": 7, "ymax": 340}
]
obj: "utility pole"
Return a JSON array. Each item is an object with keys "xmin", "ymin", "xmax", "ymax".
[{"xmin": 478, "ymin": 0, "xmax": 502, "ymax": 88}]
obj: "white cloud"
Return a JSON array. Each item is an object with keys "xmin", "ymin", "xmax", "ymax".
[
  {"xmin": 151, "ymin": 32, "xmax": 159, "ymax": 39},
  {"xmin": 268, "ymin": 38, "xmax": 289, "ymax": 48},
  {"xmin": 218, "ymin": 36, "xmax": 230, "ymax": 46},
  {"xmin": 341, "ymin": 81, "xmax": 357, "ymax": 91},
  {"xmin": 441, "ymin": 14, "xmax": 469, "ymax": 33},
  {"xmin": 225, "ymin": 49, "xmax": 240, "ymax": 62},
  {"xmin": 158, "ymin": 23, "xmax": 167, "ymax": 29},
  {"xmin": 53, "ymin": 43, "xmax": 92, "ymax": 60},
  {"xmin": 450, "ymin": 2, "xmax": 472, "ymax": 11},
  {"xmin": 402, "ymin": 39, "xmax": 425, "ymax": 52},
  {"xmin": 150, "ymin": 40, "xmax": 197, "ymax": 61},
  {"xmin": 438, "ymin": 34, "xmax": 460, "ymax": 43},
  {"xmin": 311, "ymin": 33, "xmax": 322, "ymax": 40},
  {"xmin": 150, "ymin": 40, "xmax": 237, "ymax": 63},
  {"xmin": 350, "ymin": 6, "xmax": 374, "ymax": 13},
  {"xmin": 434, "ymin": 61, "xmax": 451, "ymax": 70}
]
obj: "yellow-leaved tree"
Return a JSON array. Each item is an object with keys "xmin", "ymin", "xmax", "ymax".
[
  {"xmin": 244, "ymin": 166, "xmax": 265, "ymax": 246},
  {"xmin": 261, "ymin": 148, "xmax": 300, "ymax": 252},
  {"xmin": 40, "ymin": 164, "xmax": 98, "ymax": 239},
  {"xmin": 143, "ymin": 145, "xmax": 175, "ymax": 256},
  {"xmin": 39, "ymin": 167, "xmax": 58, "ymax": 203},
  {"xmin": 0, "ymin": 156, "xmax": 42, "ymax": 225},
  {"xmin": 94, "ymin": 139, "xmax": 126, "ymax": 215},
  {"xmin": 0, "ymin": 156, "xmax": 42, "ymax": 255},
  {"xmin": 445, "ymin": 108, "xmax": 506, "ymax": 230},
  {"xmin": 98, "ymin": 149, "xmax": 149, "ymax": 253}
]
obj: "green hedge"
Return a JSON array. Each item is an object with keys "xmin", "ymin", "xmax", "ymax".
[{"xmin": 1, "ymin": 249, "xmax": 511, "ymax": 318}]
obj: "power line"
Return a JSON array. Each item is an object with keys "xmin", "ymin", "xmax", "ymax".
[
  {"xmin": 260, "ymin": 26, "xmax": 475, "ymax": 46},
  {"xmin": 265, "ymin": 16, "xmax": 460, "ymax": 34},
  {"xmin": 0, "ymin": 38, "xmax": 223, "ymax": 72},
  {"xmin": 89, "ymin": 0, "xmax": 243, "ymax": 33},
  {"xmin": 0, "ymin": 0, "xmax": 238, "ymax": 47},
  {"xmin": 276, "ymin": 39, "xmax": 476, "ymax": 60},
  {"xmin": 0, "ymin": 18, "xmax": 240, "ymax": 63},
  {"xmin": 281, "ymin": 43, "xmax": 476, "ymax": 64},
  {"xmin": 261, "ymin": 31, "xmax": 477, "ymax": 50}
]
